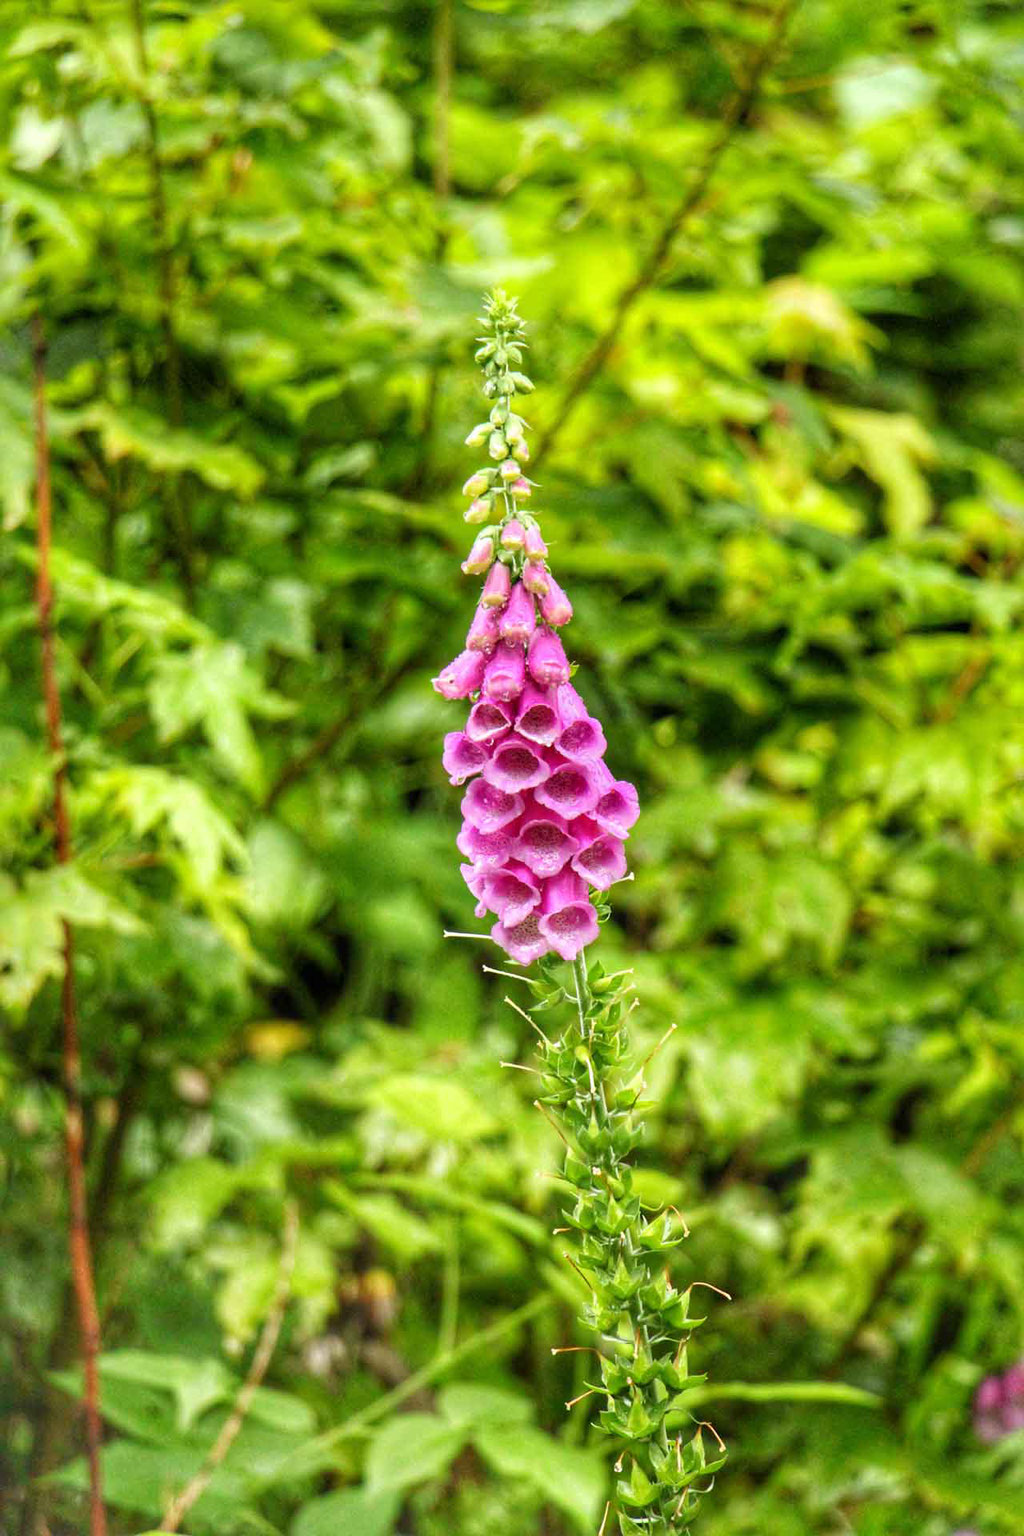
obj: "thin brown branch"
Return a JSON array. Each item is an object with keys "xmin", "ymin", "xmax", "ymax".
[
  {"xmin": 161, "ymin": 1201, "xmax": 299, "ymax": 1532},
  {"xmin": 129, "ymin": 0, "xmax": 195, "ymax": 602},
  {"xmin": 32, "ymin": 313, "xmax": 108, "ymax": 1536},
  {"xmin": 533, "ymin": 0, "xmax": 798, "ymax": 469}
]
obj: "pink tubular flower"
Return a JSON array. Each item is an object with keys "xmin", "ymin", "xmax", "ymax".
[
  {"xmin": 461, "ymin": 778, "xmax": 524, "ymax": 833},
  {"xmin": 522, "ymin": 559, "xmax": 550, "ymax": 595},
  {"xmin": 481, "ymin": 560, "xmax": 511, "ymax": 607},
  {"xmin": 554, "ymin": 684, "xmax": 607, "ymax": 760},
  {"xmin": 572, "ymin": 834, "xmax": 627, "ymax": 890},
  {"xmin": 466, "ymin": 602, "xmax": 501, "ymax": 654},
  {"xmin": 499, "ymin": 581, "xmax": 537, "ymax": 644},
  {"xmin": 515, "ymin": 682, "xmax": 561, "ymax": 746},
  {"xmin": 482, "ymin": 862, "xmax": 541, "ymax": 926},
  {"xmin": 483, "ymin": 734, "xmax": 551, "ymax": 793},
  {"xmin": 537, "ymin": 868, "xmax": 599, "ymax": 961},
  {"xmin": 500, "ymin": 519, "xmax": 526, "ymax": 551},
  {"xmin": 432, "ymin": 650, "xmax": 487, "ymax": 699},
  {"xmin": 512, "ymin": 815, "xmax": 580, "ymax": 878},
  {"xmin": 483, "ymin": 640, "xmax": 526, "ymax": 703},
  {"xmin": 462, "ymin": 534, "xmax": 494, "ymax": 575},
  {"xmin": 540, "ymin": 575, "xmax": 572, "ymax": 626},
  {"xmin": 443, "ymin": 731, "xmax": 488, "ymax": 785},
  {"xmin": 466, "ymin": 698, "xmax": 512, "ymax": 744},
  {"xmin": 528, "ymin": 628, "xmax": 570, "ymax": 687},
  {"xmin": 457, "ymin": 821, "xmax": 518, "ymax": 869},
  {"xmin": 535, "ymin": 760, "xmax": 601, "ymax": 819},
  {"xmin": 557, "ymin": 707, "xmax": 606, "ymax": 763},
  {"xmin": 524, "ymin": 524, "xmax": 547, "ymax": 559},
  {"xmin": 492, "ymin": 910, "xmax": 551, "ymax": 965},
  {"xmin": 594, "ymin": 777, "xmax": 640, "ymax": 838}
]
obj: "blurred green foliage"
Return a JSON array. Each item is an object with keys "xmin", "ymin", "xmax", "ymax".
[{"xmin": 2, "ymin": 0, "xmax": 1024, "ymax": 1533}]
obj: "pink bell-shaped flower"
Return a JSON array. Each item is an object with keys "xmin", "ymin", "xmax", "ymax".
[{"xmin": 432, "ymin": 650, "xmax": 486, "ymax": 700}]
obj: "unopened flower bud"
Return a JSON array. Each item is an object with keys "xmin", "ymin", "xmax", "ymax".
[
  {"xmin": 499, "ymin": 582, "xmax": 537, "ymax": 645},
  {"xmin": 489, "ymin": 431, "xmax": 508, "ymax": 460},
  {"xmin": 464, "ymin": 496, "xmax": 492, "ymax": 524},
  {"xmin": 466, "ymin": 602, "xmax": 501, "ymax": 654},
  {"xmin": 540, "ymin": 575, "xmax": 573, "ymax": 627},
  {"xmin": 462, "ymin": 534, "xmax": 494, "ymax": 575},
  {"xmin": 464, "ymin": 422, "xmax": 490, "ymax": 448},
  {"xmin": 432, "ymin": 649, "xmax": 487, "ymax": 699},
  {"xmin": 513, "ymin": 440, "xmax": 530, "ymax": 464},
  {"xmin": 483, "ymin": 640, "xmax": 526, "ymax": 703},
  {"xmin": 490, "ymin": 401, "xmax": 509, "ymax": 425},
  {"xmin": 511, "ymin": 476, "xmax": 533, "ymax": 497},
  {"xmin": 481, "ymin": 560, "xmax": 512, "ymax": 607},
  {"xmin": 524, "ymin": 524, "xmax": 547, "ymax": 558},
  {"xmin": 500, "ymin": 519, "xmax": 525, "ymax": 551},
  {"xmin": 463, "ymin": 471, "xmax": 490, "ymax": 497},
  {"xmin": 523, "ymin": 559, "xmax": 550, "ymax": 595},
  {"xmin": 511, "ymin": 372, "xmax": 534, "ymax": 393},
  {"xmin": 499, "ymin": 459, "xmax": 519, "ymax": 482},
  {"xmin": 528, "ymin": 628, "xmax": 570, "ymax": 687}
]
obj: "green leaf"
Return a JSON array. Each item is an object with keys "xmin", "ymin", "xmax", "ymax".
[
  {"xmin": 438, "ymin": 1383, "xmax": 534, "ymax": 1429},
  {"xmin": 364, "ymin": 1415, "xmax": 467, "ymax": 1494},
  {"xmin": 828, "ymin": 406, "xmax": 935, "ymax": 537},
  {"xmin": 0, "ymin": 378, "xmax": 33, "ymax": 530},
  {"xmin": 86, "ymin": 766, "xmax": 245, "ymax": 887},
  {"xmin": 0, "ymin": 866, "xmax": 141, "ymax": 1010},
  {"xmin": 147, "ymin": 643, "xmax": 290, "ymax": 795},
  {"xmin": 55, "ymin": 403, "xmax": 265, "ymax": 496},
  {"xmin": 292, "ymin": 1487, "xmax": 399, "ymax": 1536},
  {"xmin": 474, "ymin": 1425, "xmax": 606, "ymax": 1532},
  {"xmin": 324, "ymin": 1186, "xmax": 441, "ymax": 1263},
  {"xmin": 674, "ymin": 1380, "xmax": 881, "ymax": 1409},
  {"xmin": 366, "ymin": 1075, "xmax": 497, "ymax": 1143}
]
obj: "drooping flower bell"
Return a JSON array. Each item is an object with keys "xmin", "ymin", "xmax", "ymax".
[{"xmin": 431, "ymin": 291, "xmax": 638, "ymax": 965}]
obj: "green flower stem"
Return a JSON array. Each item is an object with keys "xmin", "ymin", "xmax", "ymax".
[{"xmin": 526, "ymin": 951, "xmax": 726, "ymax": 1533}]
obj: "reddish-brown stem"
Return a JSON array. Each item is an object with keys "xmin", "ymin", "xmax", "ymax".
[{"xmin": 32, "ymin": 312, "xmax": 108, "ymax": 1536}]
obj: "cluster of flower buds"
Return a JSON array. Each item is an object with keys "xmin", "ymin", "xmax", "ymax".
[
  {"xmin": 973, "ymin": 1358, "xmax": 1024, "ymax": 1443},
  {"xmin": 432, "ymin": 290, "xmax": 637, "ymax": 964}
]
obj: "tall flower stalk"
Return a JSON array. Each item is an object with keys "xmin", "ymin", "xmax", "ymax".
[{"xmin": 433, "ymin": 290, "xmax": 725, "ymax": 1532}]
